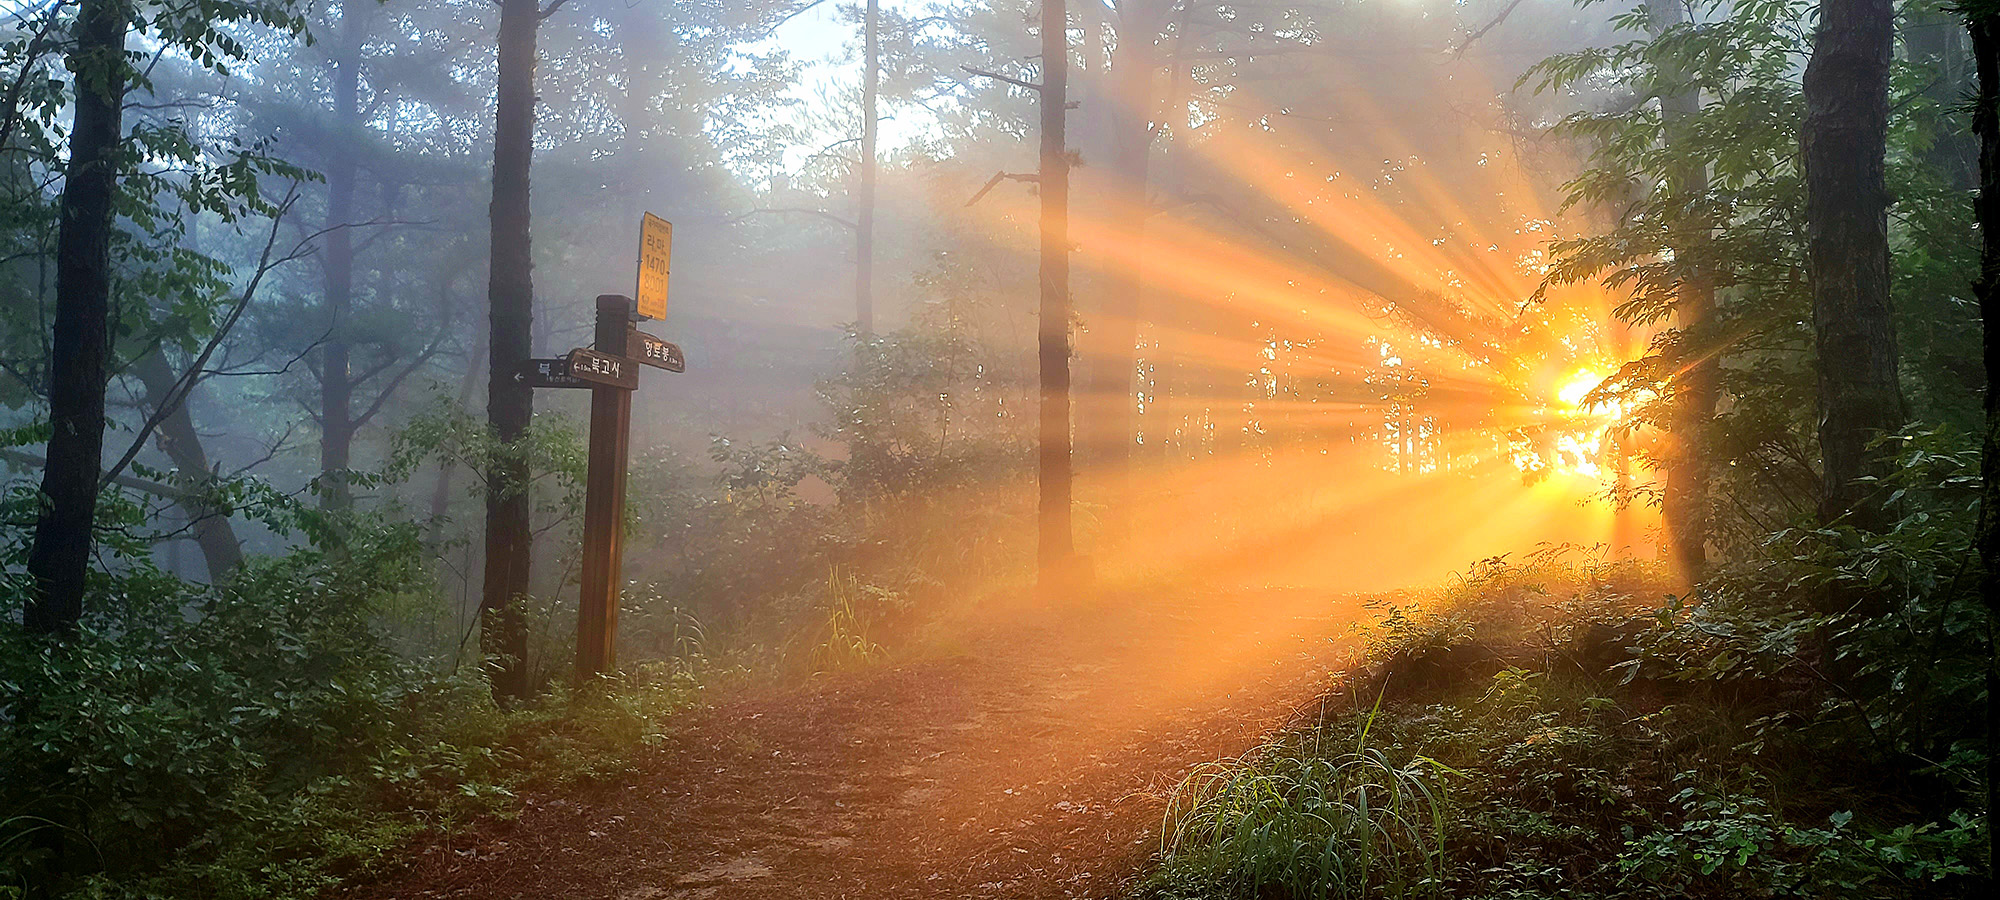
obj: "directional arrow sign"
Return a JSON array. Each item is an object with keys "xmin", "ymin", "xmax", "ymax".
[
  {"xmin": 564, "ymin": 347, "xmax": 638, "ymax": 390},
  {"xmin": 517, "ymin": 357, "xmax": 593, "ymax": 389},
  {"xmin": 627, "ymin": 329, "xmax": 686, "ymax": 373}
]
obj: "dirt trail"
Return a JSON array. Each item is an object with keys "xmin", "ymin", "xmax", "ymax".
[{"xmin": 372, "ymin": 588, "xmax": 1362, "ymax": 899}]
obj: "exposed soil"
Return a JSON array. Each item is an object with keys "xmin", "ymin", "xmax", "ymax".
[{"xmin": 363, "ymin": 588, "xmax": 1364, "ymax": 899}]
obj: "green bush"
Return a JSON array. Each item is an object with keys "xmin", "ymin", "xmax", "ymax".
[{"xmin": 0, "ymin": 503, "xmax": 700, "ymax": 899}]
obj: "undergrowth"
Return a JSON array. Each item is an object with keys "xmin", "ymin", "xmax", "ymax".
[
  {"xmin": 1149, "ymin": 443, "xmax": 1991, "ymax": 899},
  {"xmin": 0, "ymin": 504, "xmax": 702, "ymax": 900}
]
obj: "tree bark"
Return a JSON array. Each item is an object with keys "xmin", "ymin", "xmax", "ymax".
[
  {"xmin": 482, "ymin": 0, "xmax": 541, "ymax": 700},
  {"xmin": 855, "ymin": 0, "xmax": 879, "ymax": 336},
  {"xmin": 132, "ymin": 351, "xmax": 243, "ymax": 580},
  {"xmin": 1803, "ymin": 0, "xmax": 1905, "ymax": 530},
  {"xmin": 1962, "ymin": 3, "xmax": 1999, "ymax": 877},
  {"xmin": 25, "ymin": 0, "xmax": 129, "ymax": 634},
  {"xmin": 1037, "ymin": 0, "xmax": 1075, "ymax": 587},
  {"xmin": 1648, "ymin": 0, "xmax": 1717, "ymax": 578},
  {"xmin": 318, "ymin": 4, "xmax": 363, "ymax": 510}
]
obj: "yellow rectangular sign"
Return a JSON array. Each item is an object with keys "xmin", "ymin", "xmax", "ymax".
[{"xmin": 635, "ymin": 213, "xmax": 671, "ymax": 320}]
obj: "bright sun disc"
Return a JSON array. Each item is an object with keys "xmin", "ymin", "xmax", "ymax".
[{"xmin": 1557, "ymin": 370, "xmax": 1601, "ymax": 410}]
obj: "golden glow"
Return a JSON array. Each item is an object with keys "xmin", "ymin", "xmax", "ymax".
[
  {"xmin": 924, "ymin": 52, "xmax": 1667, "ymax": 585},
  {"xmin": 1556, "ymin": 370, "xmax": 1603, "ymax": 410}
]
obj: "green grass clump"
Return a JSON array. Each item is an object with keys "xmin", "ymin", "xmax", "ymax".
[{"xmin": 1156, "ymin": 698, "xmax": 1453, "ymax": 900}]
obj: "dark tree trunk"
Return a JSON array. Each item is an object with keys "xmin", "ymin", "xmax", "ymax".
[
  {"xmin": 855, "ymin": 0, "xmax": 879, "ymax": 335},
  {"xmin": 132, "ymin": 351, "xmax": 242, "ymax": 580},
  {"xmin": 1963, "ymin": 3, "xmax": 2000, "ymax": 879},
  {"xmin": 1803, "ymin": 0, "xmax": 1905, "ymax": 529},
  {"xmin": 1037, "ymin": 0, "xmax": 1075, "ymax": 586},
  {"xmin": 24, "ymin": 0, "xmax": 128, "ymax": 634},
  {"xmin": 1649, "ymin": 0, "xmax": 1717, "ymax": 578},
  {"xmin": 318, "ymin": 12, "xmax": 361, "ymax": 509},
  {"xmin": 482, "ymin": 0, "xmax": 541, "ymax": 700}
]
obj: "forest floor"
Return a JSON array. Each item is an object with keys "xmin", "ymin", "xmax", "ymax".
[{"xmin": 360, "ymin": 587, "xmax": 1365, "ymax": 899}]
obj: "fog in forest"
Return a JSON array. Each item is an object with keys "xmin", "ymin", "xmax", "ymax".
[{"xmin": 6, "ymin": 0, "xmax": 1994, "ymax": 897}]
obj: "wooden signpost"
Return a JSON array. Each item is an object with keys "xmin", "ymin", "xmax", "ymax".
[
  {"xmin": 518, "ymin": 214, "xmax": 683, "ymax": 682},
  {"xmin": 628, "ymin": 329, "xmax": 685, "ymax": 373}
]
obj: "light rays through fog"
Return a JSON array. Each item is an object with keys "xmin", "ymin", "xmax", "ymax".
[{"xmin": 933, "ymin": 65, "xmax": 1658, "ymax": 590}]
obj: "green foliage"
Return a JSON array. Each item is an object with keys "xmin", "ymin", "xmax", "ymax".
[
  {"xmin": 1, "ymin": 0, "xmax": 317, "ymax": 409},
  {"xmin": 1151, "ymin": 480, "xmax": 1990, "ymax": 899},
  {"xmin": 1524, "ymin": 0, "xmax": 1981, "ymax": 548},
  {"xmin": 0, "ymin": 486, "xmax": 700, "ymax": 899},
  {"xmin": 1156, "ymin": 700, "xmax": 1455, "ymax": 900}
]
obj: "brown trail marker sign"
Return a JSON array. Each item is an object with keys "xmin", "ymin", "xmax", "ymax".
[
  {"xmin": 518, "ymin": 214, "xmax": 683, "ymax": 682},
  {"xmin": 565, "ymin": 347, "xmax": 639, "ymax": 390},
  {"xmin": 517, "ymin": 357, "xmax": 591, "ymax": 389},
  {"xmin": 628, "ymin": 329, "xmax": 684, "ymax": 372}
]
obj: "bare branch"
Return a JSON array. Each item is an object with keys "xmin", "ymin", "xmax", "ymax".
[
  {"xmin": 5, "ymin": 448, "xmax": 184, "ymax": 500},
  {"xmin": 101, "ymin": 187, "xmax": 303, "ymax": 489},
  {"xmin": 1451, "ymin": 0, "xmax": 1529, "ymax": 59},
  {"xmin": 965, "ymin": 171, "xmax": 1038, "ymax": 207},
  {"xmin": 354, "ymin": 331, "xmax": 450, "ymax": 430},
  {"xmin": 725, "ymin": 207, "xmax": 858, "ymax": 230},
  {"xmin": 961, "ymin": 65, "xmax": 1043, "ymax": 93}
]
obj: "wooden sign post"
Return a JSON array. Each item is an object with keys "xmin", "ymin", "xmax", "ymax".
[
  {"xmin": 513, "ymin": 213, "xmax": 683, "ymax": 683},
  {"xmin": 573, "ymin": 294, "xmax": 638, "ymax": 680}
]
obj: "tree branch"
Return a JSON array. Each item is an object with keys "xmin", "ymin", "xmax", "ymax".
[
  {"xmin": 100, "ymin": 187, "xmax": 305, "ymax": 489},
  {"xmin": 965, "ymin": 170, "xmax": 1038, "ymax": 206},
  {"xmin": 1452, "ymin": 0, "xmax": 1529, "ymax": 59},
  {"xmin": 725, "ymin": 207, "xmax": 858, "ymax": 230},
  {"xmin": 961, "ymin": 65, "xmax": 1043, "ymax": 92}
]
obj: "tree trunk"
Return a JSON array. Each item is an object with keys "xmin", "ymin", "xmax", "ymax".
[
  {"xmin": 1037, "ymin": 0, "xmax": 1075, "ymax": 587},
  {"xmin": 24, "ymin": 0, "xmax": 129, "ymax": 634},
  {"xmin": 855, "ymin": 0, "xmax": 879, "ymax": 335},
  {"xmin": 1962, "ymin": 3, "xmax": 1999, "ymax": 878},
  {"xmin": 318, "ymin": 10, "xmax": 361, "ymax": 509},
  {"xmin": 1649, "ymin": 0, "xmax": 1718, "ymax": 578},
  {"xmin": 132, "ymin": 351, "xmax": 243, "ymax": 580},
  {"xmin": 482, "ymin": 0, "xmax": 541, "ymax": 700},
  {"xmin": 1803, "ymin": 0, "xmax": 1905, "ymax": 529}
]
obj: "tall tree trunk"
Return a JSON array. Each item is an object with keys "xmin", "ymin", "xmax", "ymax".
[
  {"xmin": 318, "ymin": 8, "xmax": 362, "ymax": 509},
  {"xmin": 1963, "ymin": 3, "xmax": 2000, "ymax": 878},
  {"xmin": 855, "ymin": 0, "xmax": 879, "ymax": 335},
  {"xmin": 24, "ymin": 0, "xmax": 128, "ymax": 634},
  {"xmin": 482, "ymin": 0, "xmax": 542, "ymax": 700},
  {"xmin": 1037, "ymin": 0, "xmax": 1075, "ymax": 586},
  {"xmin": 1647, "ymin": 0, "xmax": 1717, "ymax": 578},
  {"xmin": 132, "ymin": 352, "xmax": 243, "ymax": 580},
  {"xmin": 1803, "ymin": 0, "xmax": 1905, "ymax": 529}
]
